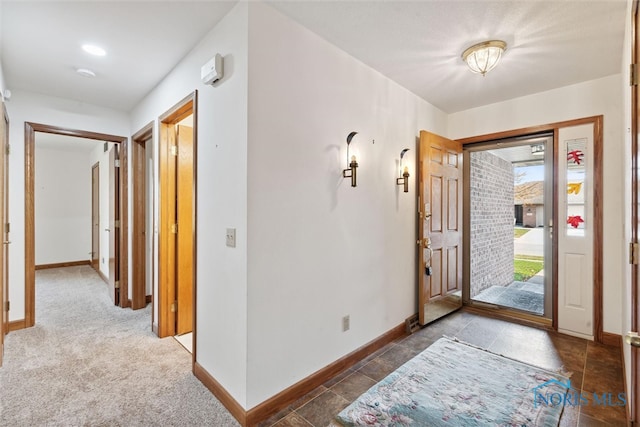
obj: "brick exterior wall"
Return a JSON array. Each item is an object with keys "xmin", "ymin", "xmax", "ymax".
[{"xmin": 469, "ymin": 151, "xmax": 514, "ymax": 297}]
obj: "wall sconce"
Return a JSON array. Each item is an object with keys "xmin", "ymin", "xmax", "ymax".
[
  {"xmin": 396, "ymin": 148, "xmax": 410, "ymax": 193},
  {"xmin": 342, "ymin": 131, "xmax": 359, "ymax": 187}
]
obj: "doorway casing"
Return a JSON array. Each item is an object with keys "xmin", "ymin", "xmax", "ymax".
[
  {"xmin": 457, "ymin": 115, "xmax": 603, "ymax": 341},
  {"xmin": 24, "ymin": 123, "xmax": 129, "ymax": 327}
]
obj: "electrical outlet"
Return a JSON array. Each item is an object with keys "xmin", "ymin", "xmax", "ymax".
[
  {"xmin": 226, "ymin": 228, "xmax": 236, "ymax": 248},
  {"xmin": 342, "ymin": 315, "xmax": 350, "ymax": 332}
]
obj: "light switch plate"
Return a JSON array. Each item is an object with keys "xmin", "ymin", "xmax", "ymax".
[{"xmin": 226, "ymin": 228, "xmax": 236, "ymax": 248}]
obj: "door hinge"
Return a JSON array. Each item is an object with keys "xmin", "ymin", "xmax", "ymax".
[
  {"xmin": 630, "ymin": 242, "xmax": 639, "ymax": 265},
  {"xmin": 115, "ymin": 159, "xmax": 121, "ymax": 168},
  {"xmin": 114, "ymin": 220, "xmax": 121, "ymax": 228},
  {"xmin": 114, "ymin": 280, "xmax": 120, "ymax": 289},
  {"xmin": 5, "ymin": 301, "xmax": 9, "ymax": 312},
  {"xmin": 171, "ymin": 301, "xmax": 177, "ymax": 313},
  {"xmin": 170, "ymin": 145, "xmax": 178, "ymax": 156},
  {"xmin": 5, "ymin": 222, "xmax": 9, "ymax": 234},
  {"xmin": 632, "ymin": 64, "xmax": 639, "ymax": 86},
  {"xmin": 170, "ymin": 223, "xmax": 178, "ymax": 234},
  {"xmin": 5, "ymin": 144, "xmax": 9, "ymax": 155}
]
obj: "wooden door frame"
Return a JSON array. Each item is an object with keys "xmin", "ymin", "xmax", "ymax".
[
  {"xmin": 132, "ymin": 122, "xmax": 153, "ymax": 310},
  {"xmin": 24, "ymin": 122, "xmax": 129, "ymax": 327},
  {"xmin": 457, "ymin": 115, "xmax": 603, "ymax": 342},
  {"xmin": 157, "ymin": 90, "xmax": 197, "ymax": 353}
]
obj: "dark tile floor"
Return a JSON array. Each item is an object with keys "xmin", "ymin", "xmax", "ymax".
[{"xmin": 258, "ymin": 310, "xmax": 627, "ymax": 427}]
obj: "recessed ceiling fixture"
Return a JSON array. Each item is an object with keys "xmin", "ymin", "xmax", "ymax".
[
  {"xmin": 462, "ymin": 40, "xmax": 507, "ymax": 76},
  {"xmin": 82, "ymin": 44, "xmax": 106, "ymax": 56},
  {"xmin": 76, "ymin": 68, "xmax": 96, "ymax": 78}
]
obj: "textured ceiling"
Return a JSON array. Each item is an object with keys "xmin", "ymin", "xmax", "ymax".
[
  {"xmin": 1, "ymin": 1, "xmax": 235, "ymax": 111},
  {"xmin": 0, "ymin": 0, "xmax": 628, "ymax": 114},
  {"xmin": 269, "ymin": 0, "xmax": 628, "ymax": 113}
]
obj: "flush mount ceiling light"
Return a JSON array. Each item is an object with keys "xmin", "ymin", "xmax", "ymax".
[
  {"xmin": 462, "ymin": 40, "xmax": 506, "ymax": 76},
  {"xmin": 82, "ymin": 44, "xmax": 106, "ymax": 56},
  {"xmin": 76, "ymin": 68, "xmax": 96, "ymax": 78}
]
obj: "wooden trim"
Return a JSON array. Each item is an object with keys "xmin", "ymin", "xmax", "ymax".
[
  {"xmin": 131, "ymin": 123, "xmax": 152, "ymax": 310},
  {"xmin": 25, "ymin": 123, "xmax": 35, "ymax": 327},
  {"xmin": 552, "ymin": 131, "xmax": 559, "ymax": 331},
  {"xmin": 194, "ymin": 362, "xmax": 247, "ymax": 426},
  {"xmin": 8, "ymin": 319, "xmax": 26, "ymax": 332},
  {"xmin": 25, "ymin": 122, "xmax": 128, "ymax": 328},
  {"xmin": 245, "ymin": 323, "xmax": 407, "ymax": 425},
  {"xmin": 457, "ymin": 115, "xmax": 604, "ymax": 343},
  {"xmin": 602, "ymin": 332, "xmax": 622, "ymax": 348},
  {"xmin": 157, "ymin": 92, "xmax": 197, "ymax": 339},
  {"xmin": 35, "ymin": 260, "xmax": 90, "ymax": 270},
  {"xmin": 592, "ymin": 116, "xmax": 604, "ymax": 343},
  {"xmin": 193, "ymin": 322, "xmax": 406, "ymax": 427},
  {"xmin": 456, "ymin": 116, "xmax": 604, "ymax": 146},
  {"xmin": 132, "ymin": 121, "xmax": 153, "ymax": 142}
]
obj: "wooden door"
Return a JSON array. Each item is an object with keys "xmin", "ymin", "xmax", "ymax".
[
  {"xmin": 132, "ymin": 137, "xmax": 147, "ymax": 310},
  {"xmin": 418, "ymin": 131, "xmax": 463, "ymax": 325},
  {"xmin": 176, "ymin": 124, "xmax": 193, "ymax": 335},
  {"xmin": 91, "ymin": 163, "xmax": 100, "ymax": 272},
  {"xmin": 108, "ymin": 145, "xmax": 120, "ymax": 305}
]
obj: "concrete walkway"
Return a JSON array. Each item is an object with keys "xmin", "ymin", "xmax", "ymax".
[{"xmin": 514, "ymin": 227, "xmax": 545, "ymax": 257}]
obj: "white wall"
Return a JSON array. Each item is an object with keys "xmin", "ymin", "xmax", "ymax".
[
  {"xmin": 34, "ymin": 144, "xmax": 92, "ymax": 265},
  {"xmin": 244, "ymin": 2, "xmax": 447, "ymax": 408},
  {"xmin": 4, "ymin": 90, "xmax": 129, "ymax": 321},
  {"xmin": 130, "ymin": 2, "xmax": 250, "ymax": 407},
  {"xmin": 448, "ymin": 74, "xmax": 625, "ymax": 335}
]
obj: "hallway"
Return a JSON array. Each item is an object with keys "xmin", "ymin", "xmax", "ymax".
[{"xmin": 0, "ymin": 266, "xmax": 238, "ymax": 426}]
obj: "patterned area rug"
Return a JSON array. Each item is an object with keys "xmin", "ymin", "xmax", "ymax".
[{"xmin": 336, "ymin": 337, "xmax": 568, "ymax": 426}]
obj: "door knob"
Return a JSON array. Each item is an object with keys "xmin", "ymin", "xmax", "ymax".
[
  {"xmin": 3, "ymin": 241, "xmax": 10, "ymax": 245},
  {"xmin": 416, "ymin": 238, "xmax": 431, "ymax": 248},
  {"xmin": 625, "ymin": 332, "xmax": 640, "ymax": 347}
]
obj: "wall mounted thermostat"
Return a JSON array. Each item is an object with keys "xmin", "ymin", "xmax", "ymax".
[{"xmin": 201, "ymin": 54, "xmax": 224, "ymax": 85}]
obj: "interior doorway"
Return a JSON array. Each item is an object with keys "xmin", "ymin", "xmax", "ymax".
[
  {"xmin": 157, "ymin": 92, "xmax": 197, "ymax": 346},
  {"xmin": 131, "ymin": 123, "xmax": 154, "ymax": 311},
  {"xmin": 458, "ymin": 116, "xmax": 602, "ymax": 340},
  {"xmin": 464, "ymin": 134, "xmax": 553, "ymax": 319},
  {"xmin": 24, "ymin": 123, "xmax": 129, "ymax": 328}
]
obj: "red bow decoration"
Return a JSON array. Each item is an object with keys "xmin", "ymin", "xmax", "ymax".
[
  {"xmin": 567, "ymin": 150, "xmax": 584, "ymax": 165},
  {"xmin": 567, "ymin": 215, "xmax": 584, "ymax": 228}
]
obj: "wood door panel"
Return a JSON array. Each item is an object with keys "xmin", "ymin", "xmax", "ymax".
[
  {"xmin": 447, "ymin": 246, "xmax": 458, "ymax": 292},
  {"xmin": 418, "ymin": 131, "xmax": 463, "ymax": 325},
  {"xmin": 447, "ymin": 178, "xmax": 458, "ymax": 231},
  {"xmin": 176, "ymin": 124, "xmax": 194, "ymax": 336},
  {"xmin": 430, "ymin": 175, "xmax": 442, "ymax": 232},
  {"xmin": 430, "ymin": 248, "xmax": 443, "ymax": 297}
]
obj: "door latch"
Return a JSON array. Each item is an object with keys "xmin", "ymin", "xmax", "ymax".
[{"xmin": 625, "ymin": 332, "xmax": 640, "ymax": 347}]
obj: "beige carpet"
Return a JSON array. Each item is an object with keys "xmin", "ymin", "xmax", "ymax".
[{"xmin": 0, "ymin": 265, "xmax": 239, "ymax": 426}]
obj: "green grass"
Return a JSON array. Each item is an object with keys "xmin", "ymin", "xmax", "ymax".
[
  {"xmin": 514, "ymin": 228, "xmax": 530, "ymax": 238},
  {"xmin": 514, "ymin": 259, "xmax": 544, "ymax": 282}
]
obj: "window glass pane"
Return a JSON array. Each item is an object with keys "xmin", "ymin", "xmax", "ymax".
[{"xmin": 566, "ymin": 138, "xmax": 586, "ymax": 237}]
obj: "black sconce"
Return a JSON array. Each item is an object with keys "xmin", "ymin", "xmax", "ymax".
[
  {"xmin": 342, "ymin": 131, "xmax": 358, "ymax": 187},
  {"xmin": 396, "ymin": 148, "xmax": 410, "ymax": 193}
]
